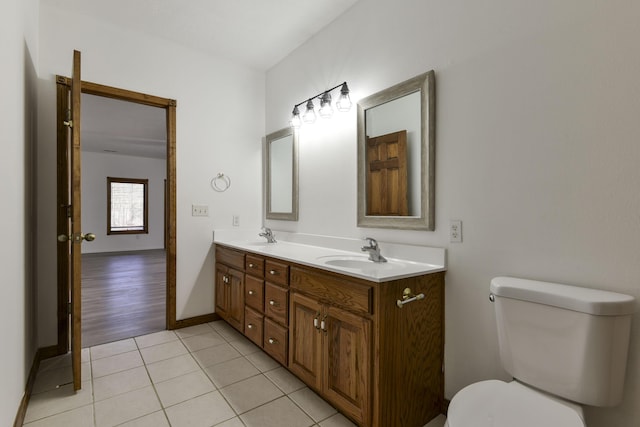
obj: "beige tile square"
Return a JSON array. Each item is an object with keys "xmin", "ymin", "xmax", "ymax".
[
  {"xmin": 38, "ymin": 353, "xmax": 71, "ymax": 372},
  {"xmin": 175, "ymin": 323, "xmax": 214, "ymax": 338},
  {"xmin": 165, "ymin": 391, "xmax": 235, "ymax": 427},
  {"xmin": 210, "ymin": 321, "xmax": 245, "ymax": 341},
  {"xmin": 204, "ymin": 356, "xmax": 260, "ymax": 388},
  {"xmin": 82, "ymin": 361, "xmax": 91, "ymax": 380},
  {"xmin": 318, "ymin": 413, "xmax": 358, "ymax": 427},
  {"xmin": 92, "ymin": 350, "xmax": 143, "ymax": 378},
  {"xmin": 265, "ymin": 367, "xmax": 305, "ymax": 394},
  {"xmin": 146, "ymin": 353, "xmax": 200, "ymax": 384},
  {"xmin": 32, "ymin": 364, "xmax": 72, "ymax": 395},
  {"xmin": 192, "ymin": 342, "xmax": 242, "ymax": 368},
  {"xmin": 214, "ymin": 417, "xmax": 245, "ymax": 427},
  {"xmin": 181, "ymin": 331, "xmax": 226, "ymax": 352},
  {"xmin": 118, "ymin": 410, "xmax": 170, "ymax": 427},
  {"xmin": 289, "ymin": 387, "xmax": 337, "ymax": 422},
  {"xmin": 134, "ymin": 330, "xmax": 178, "ymax": 348},
  {"xmin": 94, "ymin": 386, "xmax": 161, "ymax": 427},
  {"xmin": 81, "ymin": 348, "xmax": 90, "ymax": 363},
  {"xmin": 240, "ymin": 396, "xmax": 314, "ymax": 427},
  {"xmin": 220, "ymin": 374, "xmax": 283, "ymax": 414},
  {"xmin": 91, "ymin": 338, "xmax": 138, "ymax": 360},
  {"xmin": 139, "ymin": 340, "xmax": 188, "ymax": 364},
  {"xmin": 228, "ymin": 335, "xmax": 261, "ymax": 355},
  {"xmin": 24, "ymin": 380, "xmax": 93, "ymax": 424},
  {"xmin": 23, "ymin": 404, "xmax": 93, "ymax": 427},
  {"xmin": 93, "ymin": 366, "xmax": 151, "ymax": 401},
  {"xmin": 423, "ymin": 414, "xmax": 447, "ymax": 427},
  {"xmin": 246, "ymin": 350, "xmax": 280, "ymax": 372},
  {"xmin": 155, "ymin": 370, "xmax": 215, "ymax": 408}
]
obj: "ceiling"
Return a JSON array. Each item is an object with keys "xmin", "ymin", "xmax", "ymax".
[
  {"xmin": 62, "ymin": 0, "xmax": 359, "ymax": 159},
  {"xmin": 45, "ymin": 0, "xmax": 359, "ymax": 71}
]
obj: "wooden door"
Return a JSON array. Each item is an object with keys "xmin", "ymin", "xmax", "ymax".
[
  {"xmin": 366, "ymin": 130, "xmax": 408, "ymax": 216},
  {"xmin": 324, "ymin": 305, "xmax": 371, "ymax": 426},
  {"xmin": 289, "ymin": 292, "xmax": 322, "ymax": 390}
]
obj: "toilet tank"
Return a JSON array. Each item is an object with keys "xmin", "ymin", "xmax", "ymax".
[{"xmin": 490, "ymin": 277, "xmax": 636, "ymax": 407}]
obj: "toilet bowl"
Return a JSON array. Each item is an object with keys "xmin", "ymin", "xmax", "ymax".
[
  {"xmin": 444, "ymin": 380, "xmax": 584, "ymax": 427},
  {"xmin": 444, "ymin": 277, "xmax": 635, "ymax": 427}
]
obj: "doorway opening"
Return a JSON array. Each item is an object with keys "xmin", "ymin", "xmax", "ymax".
[{"xmin": 56, "ymin": 77, "xmax": 178, "ymax": 353}]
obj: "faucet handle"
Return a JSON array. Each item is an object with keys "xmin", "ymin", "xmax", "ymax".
[{"xmin": 363, "ymin": 237, "xmax": 378, "ymax": 248}]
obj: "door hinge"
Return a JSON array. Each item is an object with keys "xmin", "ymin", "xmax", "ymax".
[
  {"xmin": 63, "ymin": 120, "xmax": 73, "ymax": 128},
  {"xmin": 67, "ymin": 302, "xmax": 72, "ymax": 315}
]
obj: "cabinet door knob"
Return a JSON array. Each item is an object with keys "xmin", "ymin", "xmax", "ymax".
[
  {"xmin": 247, "ymin": 323, "xmax": 253, "ymax": 329},
  {"xmin": 269, "ymin": 300, "xmax": 278, "ymax": 306},
  {"xmin": 269, "ymin": 270, "xmax": 277, "ymax": 275},
  {"xmin": 249, "ymin": 263, "xmax": 254, "ymax": 268},
  {"xmin": 313, "ymin": 313, "xmax": 321, "ymax": 329},
  {"xmin": 248, "ymin": 290, "xmax": 254, "ymax": 295},
  {"xmin": 268, "ymin": 338, "xmax": 278, "ymax": 345}
]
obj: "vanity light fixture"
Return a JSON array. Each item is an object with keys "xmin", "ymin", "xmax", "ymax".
[{"xmin": 290, "ymin": 81, "xmax": 351, "ymax": 128}]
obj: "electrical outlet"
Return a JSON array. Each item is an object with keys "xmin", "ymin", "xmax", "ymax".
[
  {"xmin": 192, "ymin": 204, "xmax": 209, "ymax": 217},
  {"xmin": 450, "ymin": 220, "xmax": 462, "ymax": 243},
  {"xmin": 232, "ymin": 215, "xmax": 240, "ymax": 226}
]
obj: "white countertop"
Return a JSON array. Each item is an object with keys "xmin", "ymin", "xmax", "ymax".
[{"xmin": 214, "ymin": 235, "xmax": 446, "ymax": 283}]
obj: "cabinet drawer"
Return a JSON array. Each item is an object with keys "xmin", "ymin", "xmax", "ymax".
[
  {"xmin": 245, "ymin": 255, "xmax": 265, "ymax": 278},
  {"xmin": 290, "ymin": 267, "xmax": 373, "ymax": 315},
  {"xmin": 244, "ymin": 307, "xmax": 264, "ymax": 347},
  {"xmin": 245, "ymin": 275, "xmax": 264, "ymax": 312},
  {"xmin": 216, "ymin": 246, "xmax": 245, "ymax": 270},
  {"xmin": 265, "ymin": 259, "xmax": 289, "ymax": 287},
  {"xmin": 265, "ymin": 282, "xmax": 289, "ymax": 326},
  {"xmin": 264, "ymin": 318, "xmax": 288, "ymax": 366}
]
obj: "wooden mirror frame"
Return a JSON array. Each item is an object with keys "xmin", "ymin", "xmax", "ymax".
[
  {"xmin": 265, "ymin": 127, "xmax": 299, "ymax": 221},
  {"xmin": 357, "ymin": 70, "xmax": 435, "ymax": 230}
]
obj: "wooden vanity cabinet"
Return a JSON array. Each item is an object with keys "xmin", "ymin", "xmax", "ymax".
[
  {"xmin": 214, "ymin": 246, "xmax": 245, "ymax": 332},
  {"xmin": 215, "ymin": 243, "xmax": 445, "ymax": 427},
  {"xmin": 290, "ymin": 291, "xmax": 371, "ymax": 425}
]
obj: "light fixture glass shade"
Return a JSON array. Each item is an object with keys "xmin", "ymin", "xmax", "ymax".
[
  {"xmin": 290, "ymin": 106, "xmax": 301, "ymax": 128},
  {"xmin": 319, "ymin": 92, "xmax": 333, "ymax": 118},
  {"xmin": 303, "ymin": 99, "xmax": 316, "ymax": 124},
  {"xmin": 336, "ymin": 82, "xmax": 352, "ymax": 112}
]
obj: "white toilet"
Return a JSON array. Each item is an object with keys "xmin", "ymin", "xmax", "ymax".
[{"xmin": 445, "ymin": 276, "xmax": 636, "ymax": 427}]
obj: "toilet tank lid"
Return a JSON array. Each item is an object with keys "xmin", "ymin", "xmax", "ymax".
[{"xmin": 490, "ymin": 277, "xmax": 636, "ymax": 316}]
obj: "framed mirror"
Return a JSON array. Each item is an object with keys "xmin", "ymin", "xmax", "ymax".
[
  {"xmin": 357, "ymin": 70, "xmax": 435, "ymax": 230},
  {"xmin": 265, "ymin": 127, "xmax": 299, "ymax": 221}
]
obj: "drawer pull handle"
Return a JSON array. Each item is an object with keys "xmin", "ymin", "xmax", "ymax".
[
  {"xmin": 248, "ymin": 290, "xmax": 254, "ymax": 295},
  {"xmin": 249, "ymin": 263, "xmax": 255, "ymax": 268},
  {"xmin": 269, "ymin": 300, "xmax": 278, "ymax": 307},
  {"xmin": 269, "ymin": 270, "xmax": 277, "ymax": 275},
  {"xmin": 247, "ymin": 323, "xmax": 253, "ymax": 329},
  {"xmin": 268, "ymin": 338, "xmax": 278, "ymax": 345}
]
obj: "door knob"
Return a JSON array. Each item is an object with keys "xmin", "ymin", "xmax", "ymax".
[{"xmin": 57, "ymin": 233, "xmax": 96, "ymax": 242}]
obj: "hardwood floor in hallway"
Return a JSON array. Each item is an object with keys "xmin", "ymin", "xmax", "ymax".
[{"xmin": 81, "ymin": 249, "xmax": 166, "ymax": 348}]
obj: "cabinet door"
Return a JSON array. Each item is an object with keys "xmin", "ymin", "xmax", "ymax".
[
  {"xmin": 289, "ymin": 292, "xmax": 322, "ymax": 390},
  {"xmin": 227, "ymin": 266, "xmax": 245, "ymax": 331},
  {"xmin": 215, "ymin": 265, "xmax": 230, "ymax": 319},
  {"xmin": 324, "ymin": 305, "xmax": 371, "ymax": 426}
]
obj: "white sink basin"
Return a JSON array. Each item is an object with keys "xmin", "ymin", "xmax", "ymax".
[{"xmin": 317, "ymin": 255, "xmax": 403, "ymax": 271}]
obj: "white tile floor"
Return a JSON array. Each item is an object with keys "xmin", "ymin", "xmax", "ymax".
[{"xmin": 23, "ymin": 320, "xmax": 447, "ymax": 427}]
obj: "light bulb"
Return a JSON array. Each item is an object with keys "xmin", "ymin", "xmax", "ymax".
[
  {"xmin": 336, "ymin": 82, "xmax": 352, "ymax": 112},
  {"xmin": 319, "ymin": 92, "xmax": 333, "ymax": 119},
  {"xmin": 303, "ymin": 99, "xmax": 316, "ymax": 124}
]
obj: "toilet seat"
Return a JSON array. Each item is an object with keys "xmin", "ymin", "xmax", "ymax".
[{"xmin": 447, "ymin": 380, "xmax": 585, "ymax": 427}]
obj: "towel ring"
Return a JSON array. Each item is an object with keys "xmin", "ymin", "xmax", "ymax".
[{"xmin": 211, "ymin": 173, "xmax": 231, "ymax": 192}]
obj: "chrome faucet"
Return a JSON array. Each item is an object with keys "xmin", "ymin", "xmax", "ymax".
[
  {"xmin": 361, "ymin": 237, "xmax": 387, "ymax": 263},
  {"xmin": 259, "ymin": 227, "xmax": 277, "ymax": 243}
]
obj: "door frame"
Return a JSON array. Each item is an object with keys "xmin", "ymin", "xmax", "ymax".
[{"xmin": 56, "ymin": 76, "xmax": 178, "ymax": 353}]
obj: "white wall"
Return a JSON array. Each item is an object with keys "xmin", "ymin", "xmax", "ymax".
[
  {"xmin": 81, "ymin": 151, "xmax": 166, "ymax": 253},
  {"xmin": 0, "ymin": 0, "xmax": 39, "ymax": 423},
  {"xmin": 266, "ymin": 1, "xmax": 640, "ymax": 425},
  {"xmin": 36, "ymin": 4, "xmax": 265, "ymax": 344}
]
